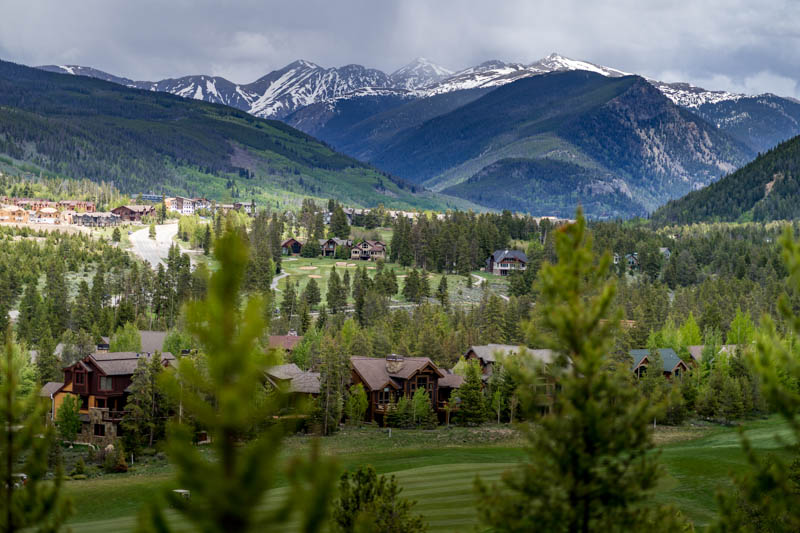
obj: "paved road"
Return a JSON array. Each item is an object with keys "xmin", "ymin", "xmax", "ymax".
[{"xmin": 129, "ymin": 223, "xmax": 179, "ymax": 268}]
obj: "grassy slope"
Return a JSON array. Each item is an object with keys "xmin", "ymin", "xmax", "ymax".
[{"xmin": 63, "ymin": 417, "xmax": 792, "ymax": 531}]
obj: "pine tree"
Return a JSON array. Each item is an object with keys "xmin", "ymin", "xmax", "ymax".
[
  {"xmin": 280, "ymin": 280, "xmax": 298, "ymax": 322},
  {"xmin": 202, "ymin": 224, "xmax": 212, "ymax": 255},
  {"xmin": 16, "ymin": 282, "xmax": 43, "ymax": 345},
  {"xmin": 109, "ymin": 322, "xmax": 142, "ymax": 352},
  {"xmin": 35, "ymin": 327, "xmax": 60, "ymax": 383},
  {"xmin": 330, "ymin": 205, "xmax": 350, "ymax": 239},
  {"xmin": 149, "ymin": 223, "xmax": 156, "ymax": 240},
  {"xmin": 138, "ymin": 230, "xmax": 337, "ymax": 533},
  {"xmin": 712, "ymin": 227, "xmax": 800, "ymax": 531},
  {"xmin": 334, "ymin": 465, "xmax": 427, "ymax": 533},
  {"xmin": 1, "ymin": 332, "xmax": 72, "ymax": 531},
  {"xmin": 345, "ymin": 384, "xmax": 368, "ymax": 426},
  {"xmin": 402, "ymin": 270, "xmax": 420, "ymax": 303},
  {"xmin": 44, "ymin": 261, "xmax": 69, "ymax": 335},
  {"xmin": 455, "ymin": 360, "xmax": 486, "ymax": 426},
  {"xmin": 303, "ymin": 277, "xmax": 322, "ymax": 309},
  {"xmin": 122, "ymin": 352, "xmax": 169, "ymax": 452},
  {"xmin": 476, "ymin": 212, "xmax": 689, "ymax": 532},
  {"xmin": 318, "ymin": 336, "xmax": 347, "ymax": 435},
  {"xmin": 327, "ymin": 268, "xmax": 346, "ymax": 315},
  {"xmin": 55, "ymin": 394, "xmax": 81, "ymax": 444}
]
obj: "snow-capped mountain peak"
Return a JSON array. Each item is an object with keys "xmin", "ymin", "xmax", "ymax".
[
  {"xmin": 389, "ymin": 57, "xmax": 453, "ymax": 90},
  {"xmin": 530, "ymin": 53, "xmax": 631, "ymax": 77}
]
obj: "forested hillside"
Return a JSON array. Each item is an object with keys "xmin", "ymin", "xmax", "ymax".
[
  {"xmin": 443, "ymin": 158, "xmax": 647, "ymax": 219},
  {"xmin": 303, "ymin": 71, "xmax": 752, "ymax": 217},
  {"xmin": 0, "ymin": 59, "xmax": 460, "ymax": 210},
  {"xmin": 652, "ymin": 134, "xmax": 800, "ymax": 224}
]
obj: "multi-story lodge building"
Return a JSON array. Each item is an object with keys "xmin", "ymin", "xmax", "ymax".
[
  {"xmin": 41, "ymin": 351, "xmax": 176, "ymax": 446},
  {"xmin": 111, "ymin": 204, "xmax": 156, "ymax": 222}
]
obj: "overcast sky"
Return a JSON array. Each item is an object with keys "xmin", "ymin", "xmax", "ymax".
[{"xmin": 1, "ymin": 0, "xmax": 798, "ymax": 97}]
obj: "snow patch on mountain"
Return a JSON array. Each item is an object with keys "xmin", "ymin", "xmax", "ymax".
[{"xmin": 389, "ymin": 58, "xmax": 453, "ymax": 90}]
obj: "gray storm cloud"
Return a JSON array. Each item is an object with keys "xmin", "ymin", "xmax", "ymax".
[{"xmin": 1, "ymin": 0, "xmax": 798, "ymax": 97}]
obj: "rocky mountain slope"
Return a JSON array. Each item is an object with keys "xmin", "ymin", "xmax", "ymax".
[{"xmin": 651, "ymin": 134, "xmax": 800, "ymax": 224}]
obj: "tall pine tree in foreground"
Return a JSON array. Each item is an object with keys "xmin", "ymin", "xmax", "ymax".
[
  {"xmin": 138, "ymin": 231, "xmax": 337, "ymax": 533},
  {"xmin": 0, "ymin": 330, "xmax": 72, "ymax": 532},
  {"xmin": 476, "ymin": 211, "xmax": 689, "ymax": 532},
  {"xmin": 712, "ymin": 227, "xmax": 800, "ymax": 532}
]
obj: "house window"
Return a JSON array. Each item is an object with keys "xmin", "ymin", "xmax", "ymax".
[
  {"xmin": 75, "ymin": 372, "xmax": 84, "ymax": 385},
  {"xmin": 99, "ymin": 376, "xmax": 113, "ymax": 391},
  {"xmin": 378, "ymin": 388, "xmax": 392, "ymax": 404},
  {"xmin": 93, "ymin": 424, "xmax": 105, "ymax": 437},
  {"xmin": 95, "ymin": 398, "xmax": 106, "ymax": 408},
  {"xmin": 80, "ymin": 396, "xmax": 89, "ymax": 410}
]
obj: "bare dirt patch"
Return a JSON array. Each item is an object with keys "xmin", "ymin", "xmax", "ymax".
[
  {"xmin": 308, "ymin": 274, "xmax": 322, "ymax": 279},
  {"xmin": 335, "ymin": 262, "xmax": 348, "ymax": 267},
  {"xmin": 298, "ymin": 266, "xmax": 318, "ymax": 271}
]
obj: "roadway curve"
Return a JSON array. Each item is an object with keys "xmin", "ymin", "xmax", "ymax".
[{"xmin": 129, "ymin": 223, "xmax": 179, "ymax": 269}]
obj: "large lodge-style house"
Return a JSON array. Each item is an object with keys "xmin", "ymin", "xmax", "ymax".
[{"xmin": 41, "ymin": 351, "xmax": 176, "ymax": 446}]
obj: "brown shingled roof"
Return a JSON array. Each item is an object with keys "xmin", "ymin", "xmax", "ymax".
[
  {"xmin": 350, "ymin": 356, "xmax": 443, "ymax": 391},
  {"xmin": 268, "ymin": 335, "xmax": 304, "ymax": 351},
  {"xmin": 39, "ymin": 381, "xmax": 64, "ymax": 397},
  {"xmin": 90, "ymin": 352, "xmax": 176, "ymax": 376}
]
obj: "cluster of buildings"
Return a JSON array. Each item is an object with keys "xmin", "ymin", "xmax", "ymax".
[
  {"xmin": 280, "ymin": 237, "xmax": 387, "ymax": 261},
  {"xmin": 163, "ymin": 196, "xmax": 255, "ymax": 216},
  {"xmin": 0, "ymin": 196, "xmax": 162, "ymax": 227},
  {"xmin": 38, "ymin": 319, "xmax": 735, "ymax": 446}
]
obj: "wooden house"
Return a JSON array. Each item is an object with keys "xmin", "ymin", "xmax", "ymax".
[
  {"xmin": 281, "ymin": 238, "xmax": 303, "ymax": 256},
  {"xmin": 631, "ymin": 348, "xmax": 688, "ymax": 379},
  {"xmin": 465, "ymin": 344, "xmax": 558, "ymax": 413},
  {"xmin": 32, "ymin": 207, "xmax": 60, "ymax": 224},
  {"xmin": 350, "ymin": 355, "xmax": 448, "ymax": 423},
  {"xmin": 43, "ymin": 351, "xmax": 175, "ymax": 446},
  {"xmin": 486, "ymin": 250, "xmax": 528, "ymax": 276},
  {"xmin": 350, "ymin": 240, "xmax": 386, "ymax": 261},
  {"xmin": 0, "ymin": 205, "xmax": 29, "ymax": 223},
  {"xmin": 111, "ymin": 204, "xmax": 155, "ymax": 222},
  {"xmin": 686, "ymin": 344, "xmax": 740, "ymax": 367},
  {"xmin": 319, "ymin": 238, "xmax": 353, "ymax": 257},
  {"xmin": 264, "ymin": 363, "xmax": 320, "ymax": 404},
  {"xmin": 58, "ymin": 200, "xmax": 95, "ymax": 213}
]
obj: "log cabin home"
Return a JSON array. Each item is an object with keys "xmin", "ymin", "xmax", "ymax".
[
  {"xmin": 350, "ymin": 355, "xmax": 462, "ymax": 424},
  {"xmin": 486, "ymin": 249, "xmax": 528, "ymax": 276},
  {"xmin": 264, "ymin": 363, "xmax": 320, "ymax": 407},
  {"xmin": 631, "ymin": 348, "xmax": 688, "ymax": 379},
  {"xmin": 281, "ymin": 238, "xmax": 303, "ymax": 256},
  {"xmin": 111, "ymin": 204, "xmax": 156, "ymax": 222},
  {"xmin": 687, "ymin": 344, "xmax": 740, "ymax": 367},
  {"xmin": 319, "ymin": 237, "xmax": 353, "ymax": 257},
  {"xmin": 42, "ymin": 351, "xmax": 175, "ymax": 446},
  {"xmin": 465, "ymin": 344, "xmax": 558, "ymax": 414},
  {"xmin": 350, "ymin": 240, "xmax": 386, "ymax": 261}
]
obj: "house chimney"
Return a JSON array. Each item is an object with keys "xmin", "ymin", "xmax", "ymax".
[{"xmin": 386, "ymin": 354, "xmax": 405, "ymax": 374}]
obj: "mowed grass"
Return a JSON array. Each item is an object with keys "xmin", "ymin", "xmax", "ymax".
[{"xmin": 64, "ymin": 417, "xmax": 794, "ymax": 532}]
